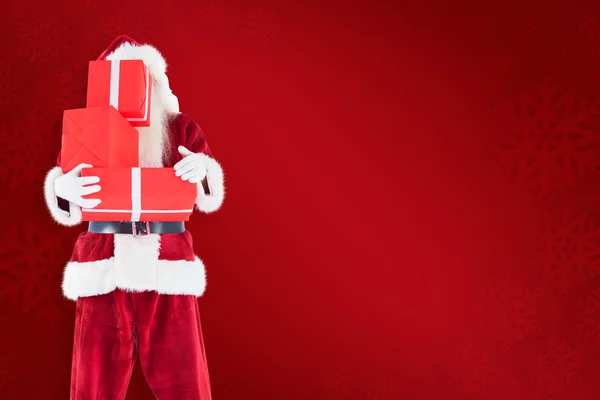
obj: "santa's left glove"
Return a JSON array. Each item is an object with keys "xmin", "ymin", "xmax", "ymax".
[{"xmin": 174, "ymin": 146, "xmax": 207, "ymax": 184}]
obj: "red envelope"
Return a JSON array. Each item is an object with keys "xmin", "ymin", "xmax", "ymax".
[
  {"xmin": 86, "ymin": 60, "xmax": 152, "ymax": 127},
  {"xmin": 80, "ymin": 168, "xmax": 197, "ymax": 222},
  {"xmin": 61, "ymin": 106, "xmax": 139, "ymax": 173}
]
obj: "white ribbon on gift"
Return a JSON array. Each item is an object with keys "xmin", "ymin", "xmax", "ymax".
[
  {"xmin": 83, "ymin": 208, "xmax": 194, "ymax": 219},
  {"xmin": 109, "ymin": 60, "xmax": 120, "ymax": 110},
  {"xmin": 82, "ymin": 167, "xmax": 194, "ymax": 220},
  {"xmin": 109, "ymin": 60, "xmax": 151, "ymax": 123},
  {"xmin": 131, "ymin": 167, "xmax": 142, "ymax": 221}
]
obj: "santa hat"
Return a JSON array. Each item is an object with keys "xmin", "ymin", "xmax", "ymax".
[{"xmin": 97, "ymin": 34, "xmax": 167, "ymax": 81}]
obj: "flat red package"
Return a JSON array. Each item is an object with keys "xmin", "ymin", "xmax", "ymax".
[{"xmin": 80, "ymin": 167, "xmax": 197, "ymax": 222}]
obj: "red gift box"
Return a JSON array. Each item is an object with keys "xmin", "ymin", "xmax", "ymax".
[
  {"xmin": 86, "ymin": 60, "xmax": 152, "ymax": 127},
  {"xmin": 61, "ymin": 106, "xmax": 139, "ymax": 173},
  {"xmin": 80, "ymin": 168, "xmax": 197, "ymax": 222}
]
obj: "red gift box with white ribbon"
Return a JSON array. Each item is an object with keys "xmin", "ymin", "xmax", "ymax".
[
  {"xmin": 86, "ymin": 60, "xmax": 152, "ymax": 127},
  {"xmin": 80, "ymin": 167, "xmax": 197, "ymax": 222}
]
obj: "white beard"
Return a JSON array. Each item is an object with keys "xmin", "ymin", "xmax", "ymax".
[{"xmin": 136, "ymin": 80, "xmax": 178, "ymax": 167}]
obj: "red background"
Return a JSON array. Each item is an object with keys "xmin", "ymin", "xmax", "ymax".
[{"xmin": 1, "ymin": 0, "xmax": 600, "ymax": 399}]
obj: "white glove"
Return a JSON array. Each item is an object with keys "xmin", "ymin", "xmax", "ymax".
[
  {"xmin": 174, "ymin": 146, "xmax": 207, "ymax": 184},
  {"xmin": 54, "ymin": 163, "xmax": 102, "ymax": 209}
]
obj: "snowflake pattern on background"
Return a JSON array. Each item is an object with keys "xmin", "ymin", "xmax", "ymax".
[
  {"xmin": 14, "ymin": 12, "xmax": 65, "ymax": 64},
  {"xmin": 564, "ymin": 15, "xmax": 600, "ymax": 62},
  {"xmin": 491, "ymin": 57, "xmax": 516, "ymax": 79},
  {"xmin": 465, "ymin": 11, "xmax": 497, "ymax": 37},
  {"xmin": 196, "ymin": 0, "xmax": 237, "ymax": 36},
  {"xmin": 525, "ymin": 335, "xmax": 582, "ymax": 396},
  {"xmin": 3, "ymin": 2, "xmax": 600, "ymax": 399},
  {"xmin": 473, "ymin": 275, "xmax": 543, "ymax": 350},
  {"xmin": 0, "ymin": 222, "xmax": 70, "ymax": 318},
  {"xmin": 568, "ymin": 343, "xmax": 600, "ymax": 400},
  {"xmin": 53, "ymin": 65, "xmax": 88, "ymax": 113},
  {"xmin": 244, "ymin": 3, "xmax": 283, "ymax": 46},
  {"xmin": 511, "ymin": 12, "xmax": 542, "ymax": 44},
  {"xmin": 317, "ymin": 361, "xmax": 350, "ymax": 397},
  {"xmin": 0, "ymin": 112, "xmax": 59, "ymax": 194},
  {"xmin": 527, "ymin": 203, "xmax": 600, "ymax": 294},
  {"xmin": 574, "ymin": 281, "xmax": 600, "ymax": 346},
  {"xmin": 492, "ymin": 80, "xmax": 600, "ymax": 198},
  {"xmin": 0, "ymin": 56, "xmax": 28, "ymax": 112},
  {"xmin": 92, "ymin": 11, "xmax": 153, "ymax": 46},
  {"xmin": 446, "ymin": 339, "xmax": 495, "ymax": 397},
  {"xmin": 362, "ymin": 373, "xmax": 399, "ymax": 400},
  {"xmin": 0, "ymin": 337, "xmax": 36, "ymax": 391}
]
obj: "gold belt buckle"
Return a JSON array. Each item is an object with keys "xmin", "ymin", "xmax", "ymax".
[{"xmin": 132, "ymin": 221, "xmax": 150, "ymax": 238}]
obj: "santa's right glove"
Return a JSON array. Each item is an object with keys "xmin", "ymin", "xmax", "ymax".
[{"xmin": 54, "ymin": 163, "xmax": 102, "ymax": 209}]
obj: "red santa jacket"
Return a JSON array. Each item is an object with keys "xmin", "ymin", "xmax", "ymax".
[{"xmin": 43, "ymin": 113, "xmax": 225, "ymax": 300}]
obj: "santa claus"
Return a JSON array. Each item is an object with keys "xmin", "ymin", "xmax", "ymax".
[{"xmin": 43, "ymin": 35, "xmax": 224, "ymax": 399}]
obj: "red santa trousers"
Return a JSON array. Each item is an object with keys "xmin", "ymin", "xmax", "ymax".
[{"xmin": 70, "ymin": 289, "xmax": 212, "ymax": 400}]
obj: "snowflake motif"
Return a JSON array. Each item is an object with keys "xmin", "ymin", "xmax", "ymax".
[
  {"xmin": 493, "ymin": 80, "xmax": 600, "ymax": 197},
  {"xmin": 14, "ymin": 14, "xmax": 64, "ymax": 64},
  {"xmin": 43, "ymin": 300, "xmax": 74, "ymax": 335},
  {"xmin": 511, "ymin": 12, "xmax": 541, "ymax": 43},
  {"xmin": 564, "ymin": 15, "xmax": 600, "ymax": 62},
  {"xmin": 574, "ymin": 281, "xmax": 600, "ymax": 346},
  {"xmin": 0, "ymin": 120, "xmax": 11, "ymax": 156},
  {"xmin": 527, "ymin": 335, "xmax": 581, "ymax": 395},
  {"xmin": 573, "ymin": 344, "xmax": 600, "ymax": 395},
  {"xmin": 465, "ymin": 11, "xmax": 496, "ymax": 36},
  {"xmin": 474, "ymin": 276, "xmax": 542, "ymax": 350},
  {"xmin": 447, "ymin": 340, "xmax": 494, "ymax": 395},
  {"xmin": 54, "ymin": 66, "xmax": 88, "ymax": 112},
  {"xmin": 0, "ymin": 56, "xmax": 28, "ymax": 111},
  {"xmin": 492, "ymin": 383, "xmax": 540, "ymax": 400},
  {"xmin": 0, "ymin": 114, "xmax": 59, "ymax": 193},
  {"xmin": 490, "ymin": 57, "xmax": 515, "ymax": 78},
  {"xmin": 196, "ymin": 0, "xmax": 235, "ymax": 36},
  {"xmin": 318, "ymin": 362, "xmax": 349, "ymax": 396},
  {"xmin": 0, "ymin": 11, "xmax": 15, "ymax": 45},
  {"xmin": 0, "ymin": 333, "xmax": 36, "ymax": 390},
  {"xmin": 0, "ymin": 223, "xmax": 70, "ymax": 316},
  {"xmin": 12, "ymin": 106, "xmax": 58, "ymax": 144},
  {"xmin": 528, "ymin": 204, "xmax": 600, "ymax": 293},
  {"xmin": 564, "ymin": 164, "xmax": 600, "ymax": 225},
  {"xmin": 245, "ymin": 4, "xmax": 282, "ymax": 46},
  {"xmin": 569, "ymin": 383, "xmax": 600, "ymax": 400},
  {"xmin": 92, "ymin": 12, "xmax": 153, "ymax": 47},
  {"xmin": 363, "ymin": 374, "xmax": 399, "ymax": 400}
]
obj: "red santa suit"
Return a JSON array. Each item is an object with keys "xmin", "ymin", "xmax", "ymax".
[{"xmin": 43, "ymin": 36, "xmax": 224, "ymax": 400}]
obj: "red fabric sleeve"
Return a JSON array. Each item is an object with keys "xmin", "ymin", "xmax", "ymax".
[
  {"xmin": 183, "ymin": 118, "xmax": 213, "ymax": 158},
  {"xmin": 169, "ymin": 113, "xmax": 214, "ymax": 158},
  {"xmin": 168, "ymin": 113, "xmax": 224, "ymax": 212}
]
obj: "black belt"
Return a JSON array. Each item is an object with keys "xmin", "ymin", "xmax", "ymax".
[{"xmin": 88, "ymin": 221, "xmax": 185, "ymax": 236}]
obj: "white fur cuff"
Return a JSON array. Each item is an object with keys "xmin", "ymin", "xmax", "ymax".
[
  {"xmin": 43, "ymin": 167, "xmax": 83, "ymax": 226},
  {"xmin": 196, "ymin": 154, "xmax": 225, "ymax": 213}
]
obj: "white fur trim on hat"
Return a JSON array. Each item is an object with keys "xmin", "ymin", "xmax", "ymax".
[{"xmin": 104, "ymin": 42, "xmax": 167, "ymax": 80}]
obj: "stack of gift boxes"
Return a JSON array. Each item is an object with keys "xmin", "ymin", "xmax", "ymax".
[{"xmin": 60, "ymin": 59, "xmax": 197, "ymax": 222}]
